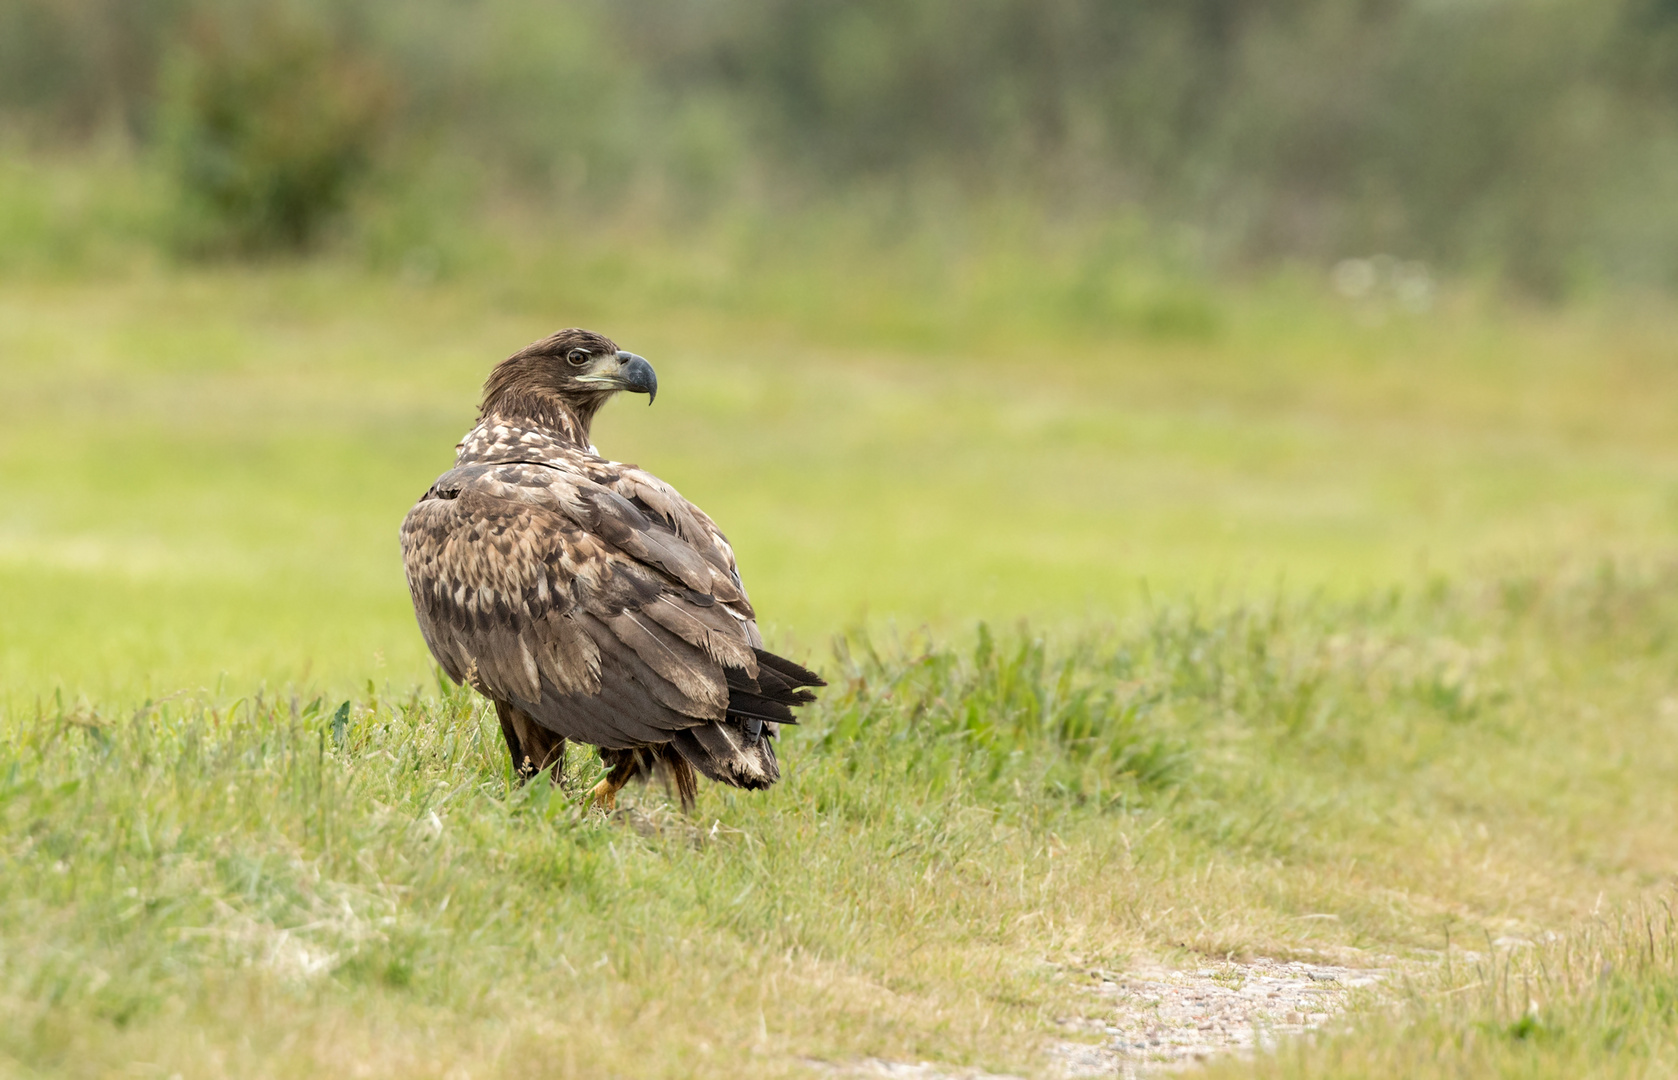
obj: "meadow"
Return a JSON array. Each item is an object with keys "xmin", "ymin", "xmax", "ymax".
[
  {"xmin": 4, "ymin": 188, "xmax": 1678, "ymax": 1075},
  {"xmin": 5, "ymin": 175, "xmax": 1678, "ymax": 699}
]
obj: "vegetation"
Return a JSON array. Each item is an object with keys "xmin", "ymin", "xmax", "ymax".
[
  {"xmin": 156, "ymin": 8, "xmax": 394, "ymax": 253},
  {"xmin": 2, "ymin": 244, "xmax": 1677, "ymax": 1074},
  {"xmin": 1214, "ymin": 901, "xmax": 1678, "ymax": 1079},
  {"xmin": 11, "ymin": 0, "xmax": 1678, "ymax": 288},
  {"xmin": 4, "ymin": 1, "xmax": 1678, "ymax": 1075},
  {"xmin": 6, "ymin": 563, "xmax": 1678, "ymax": 1077}
]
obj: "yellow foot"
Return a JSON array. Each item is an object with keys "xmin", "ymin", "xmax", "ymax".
[{"xmin": 589, "ymin": 777, "xmax": 618, "ymax": 811}]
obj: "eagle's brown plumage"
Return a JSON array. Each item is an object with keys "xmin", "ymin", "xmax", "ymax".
[{"xmin": 400, "ymin": 328, "xmax": 823, "ymax": 810}]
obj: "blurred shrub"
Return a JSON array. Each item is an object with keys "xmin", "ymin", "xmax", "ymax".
[{"xmin": 157, "ymin": 9, "xmax": 393, "ymax": 254}]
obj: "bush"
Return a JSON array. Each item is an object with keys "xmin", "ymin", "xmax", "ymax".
[{"xmin": 158, "ymin": 9, "xmax": 393, "ymax": 254}]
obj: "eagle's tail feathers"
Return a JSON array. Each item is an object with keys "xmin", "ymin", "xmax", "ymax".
[
  {"xmin": 739, "ymin": 667, "xmax": 819, "ymax": 705},
  {"xmin": 668, "ymin": 723, "xmax": 781, "ymax": 791},
  {"xmin": 724, "ymin": 704, "xmax": 797, "ymax": 725},
  {"xmin": 752, "ymin": 649, "xmax": 827, "ymax": 689},
  {"xmin": 656, "ymin": 646, "xmax": 818, "ymax": 801}
]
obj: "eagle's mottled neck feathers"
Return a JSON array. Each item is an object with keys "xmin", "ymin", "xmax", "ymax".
[{"xmin": 477, "ymin": 328, "xmax": 620, "ymax": 446}]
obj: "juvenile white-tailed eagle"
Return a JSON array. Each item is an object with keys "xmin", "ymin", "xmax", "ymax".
[{"xmin": 401, "ymin": 329, "xmax": 823, "ymax": 810}]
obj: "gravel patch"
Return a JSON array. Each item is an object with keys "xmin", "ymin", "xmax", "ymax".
[
  {"xmin": 1050, "ymin": 957, "xmax": 1385, "ymax": 1076},
  {"xmin": 806, "ymin": 956, "xmax": 1385, "ymax": 1079},
  {"xmin": 805, "ymin": 1059, "xmax": 1026, "ymax": 1080}
]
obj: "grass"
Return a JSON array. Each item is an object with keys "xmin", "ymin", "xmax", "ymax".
[
  {"xmin": 4, "ymin": 249, "xmax": 1678, "ymax": 700},
  {"xmin": 5, "ymin": 576, "xmax": 1678, "ymax": 1077},
  {"xmin": 3, "ymin": 169, "xmax": 1678, "ymax": 1075},
  {"xmin": 1210, "ymin": 901, "xmax": 1678, "ymax": 1079}
]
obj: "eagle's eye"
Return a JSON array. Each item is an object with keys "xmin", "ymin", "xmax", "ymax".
[{"xmin": 565, "ymin": 348, "xmax": 591, "ymax": 367}]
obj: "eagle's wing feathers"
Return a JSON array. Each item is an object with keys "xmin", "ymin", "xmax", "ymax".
[
  {"xmin": 400, "ymin": 459, "xmax": 773, "ymax": 752},
  {"xmin": 604, "ymin": 466, "xmax": 754, "ymax": 612},
  {"xmin": 401, "ymin": 482, "xmax": 611, "ymax": 702},
  {"xmin": 574, "ymin": 486, "xmax": 717, "ymax": 595}
]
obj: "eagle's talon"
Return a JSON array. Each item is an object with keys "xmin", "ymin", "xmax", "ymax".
[{"xmin": 588, "ymin": 777, "xmax": 618, "ymax": 811}]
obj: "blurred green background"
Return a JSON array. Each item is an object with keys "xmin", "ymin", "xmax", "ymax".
[{"xmin": 2, "ymin": 0, "xmax": 1677, "ymax": 702}]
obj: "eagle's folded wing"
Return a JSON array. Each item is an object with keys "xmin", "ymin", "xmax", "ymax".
[{"xmin": 400, "ymin": 461, "xmax": 789, "ymax": 751}]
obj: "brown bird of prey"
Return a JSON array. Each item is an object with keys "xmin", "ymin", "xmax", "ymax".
[{"xmin": 400, "ymin": 329, "xmax": 823, "ymax": 810}]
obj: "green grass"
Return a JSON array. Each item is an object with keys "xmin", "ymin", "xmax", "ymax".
[
  {"xmin": 6, "ymin": 576, "xmax": 1678, "ymax": 1077},
  {"xmin": 4, "ymin": 184, "xmax": 1678, "ymax": 1075},
  {"xmin": 4, "ymin": 247, "xmax": 1678, "ymax": 699},
  {"xmin": 1210, "ymin": 902, "xmax": 1678, "ymax": 1079}
]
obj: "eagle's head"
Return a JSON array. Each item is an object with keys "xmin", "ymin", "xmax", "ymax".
[{"xmin": 479, "ymin": 328, "xmax": 657, "ymax": 439}]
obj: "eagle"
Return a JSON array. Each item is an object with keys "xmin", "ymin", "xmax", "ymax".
[{"xmin": 400, "ymin": 328, "xmax": 823, "ymax": 810}]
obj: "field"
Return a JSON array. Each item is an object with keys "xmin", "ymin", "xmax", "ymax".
[{"xmin": 4, "ymin": 228, "xmax": 1678, "ymax": 1077}]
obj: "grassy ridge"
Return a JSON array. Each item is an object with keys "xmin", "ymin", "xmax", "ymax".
[{"xmin": 5, "ymin": 570, "xmax": 1678, "ymax": 1076}]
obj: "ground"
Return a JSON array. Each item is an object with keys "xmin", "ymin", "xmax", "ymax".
[{"xmin": 2, "ymin": 252, "xmax": 1677, "ymax": 1077}]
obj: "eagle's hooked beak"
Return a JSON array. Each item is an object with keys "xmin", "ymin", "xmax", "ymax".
[
  {"xmin": 577, "ymin": 350, "xmax": 658, "ymax": 404},
  {"xmin": 618, "ymin": 351, "xmax": 658, "ymax": 404}
]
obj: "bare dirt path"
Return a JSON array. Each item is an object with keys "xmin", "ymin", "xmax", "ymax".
[
  {"xmin": 1051, "ymin": 957, "xmax": 1386, "ymax": 1076},
  {"xmin": 812, "ymin": 956, "xmax": 1386, "ymax": 1079}
]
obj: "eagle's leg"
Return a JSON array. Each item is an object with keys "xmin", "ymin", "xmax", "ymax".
[
  {"xmin": 493, "ymin": 700, "xmax": 566, "ymax": 784},
  {"xmin": 655, "ymin": 745, "xmax": 698, "ymax": 814},
  {"xmin": 589, "ymin": 748, "xmax": 640, "ymax": 811},
  {"xmin": 493, "ymin": 700, "xmax": 525, "ymax": 774}
]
